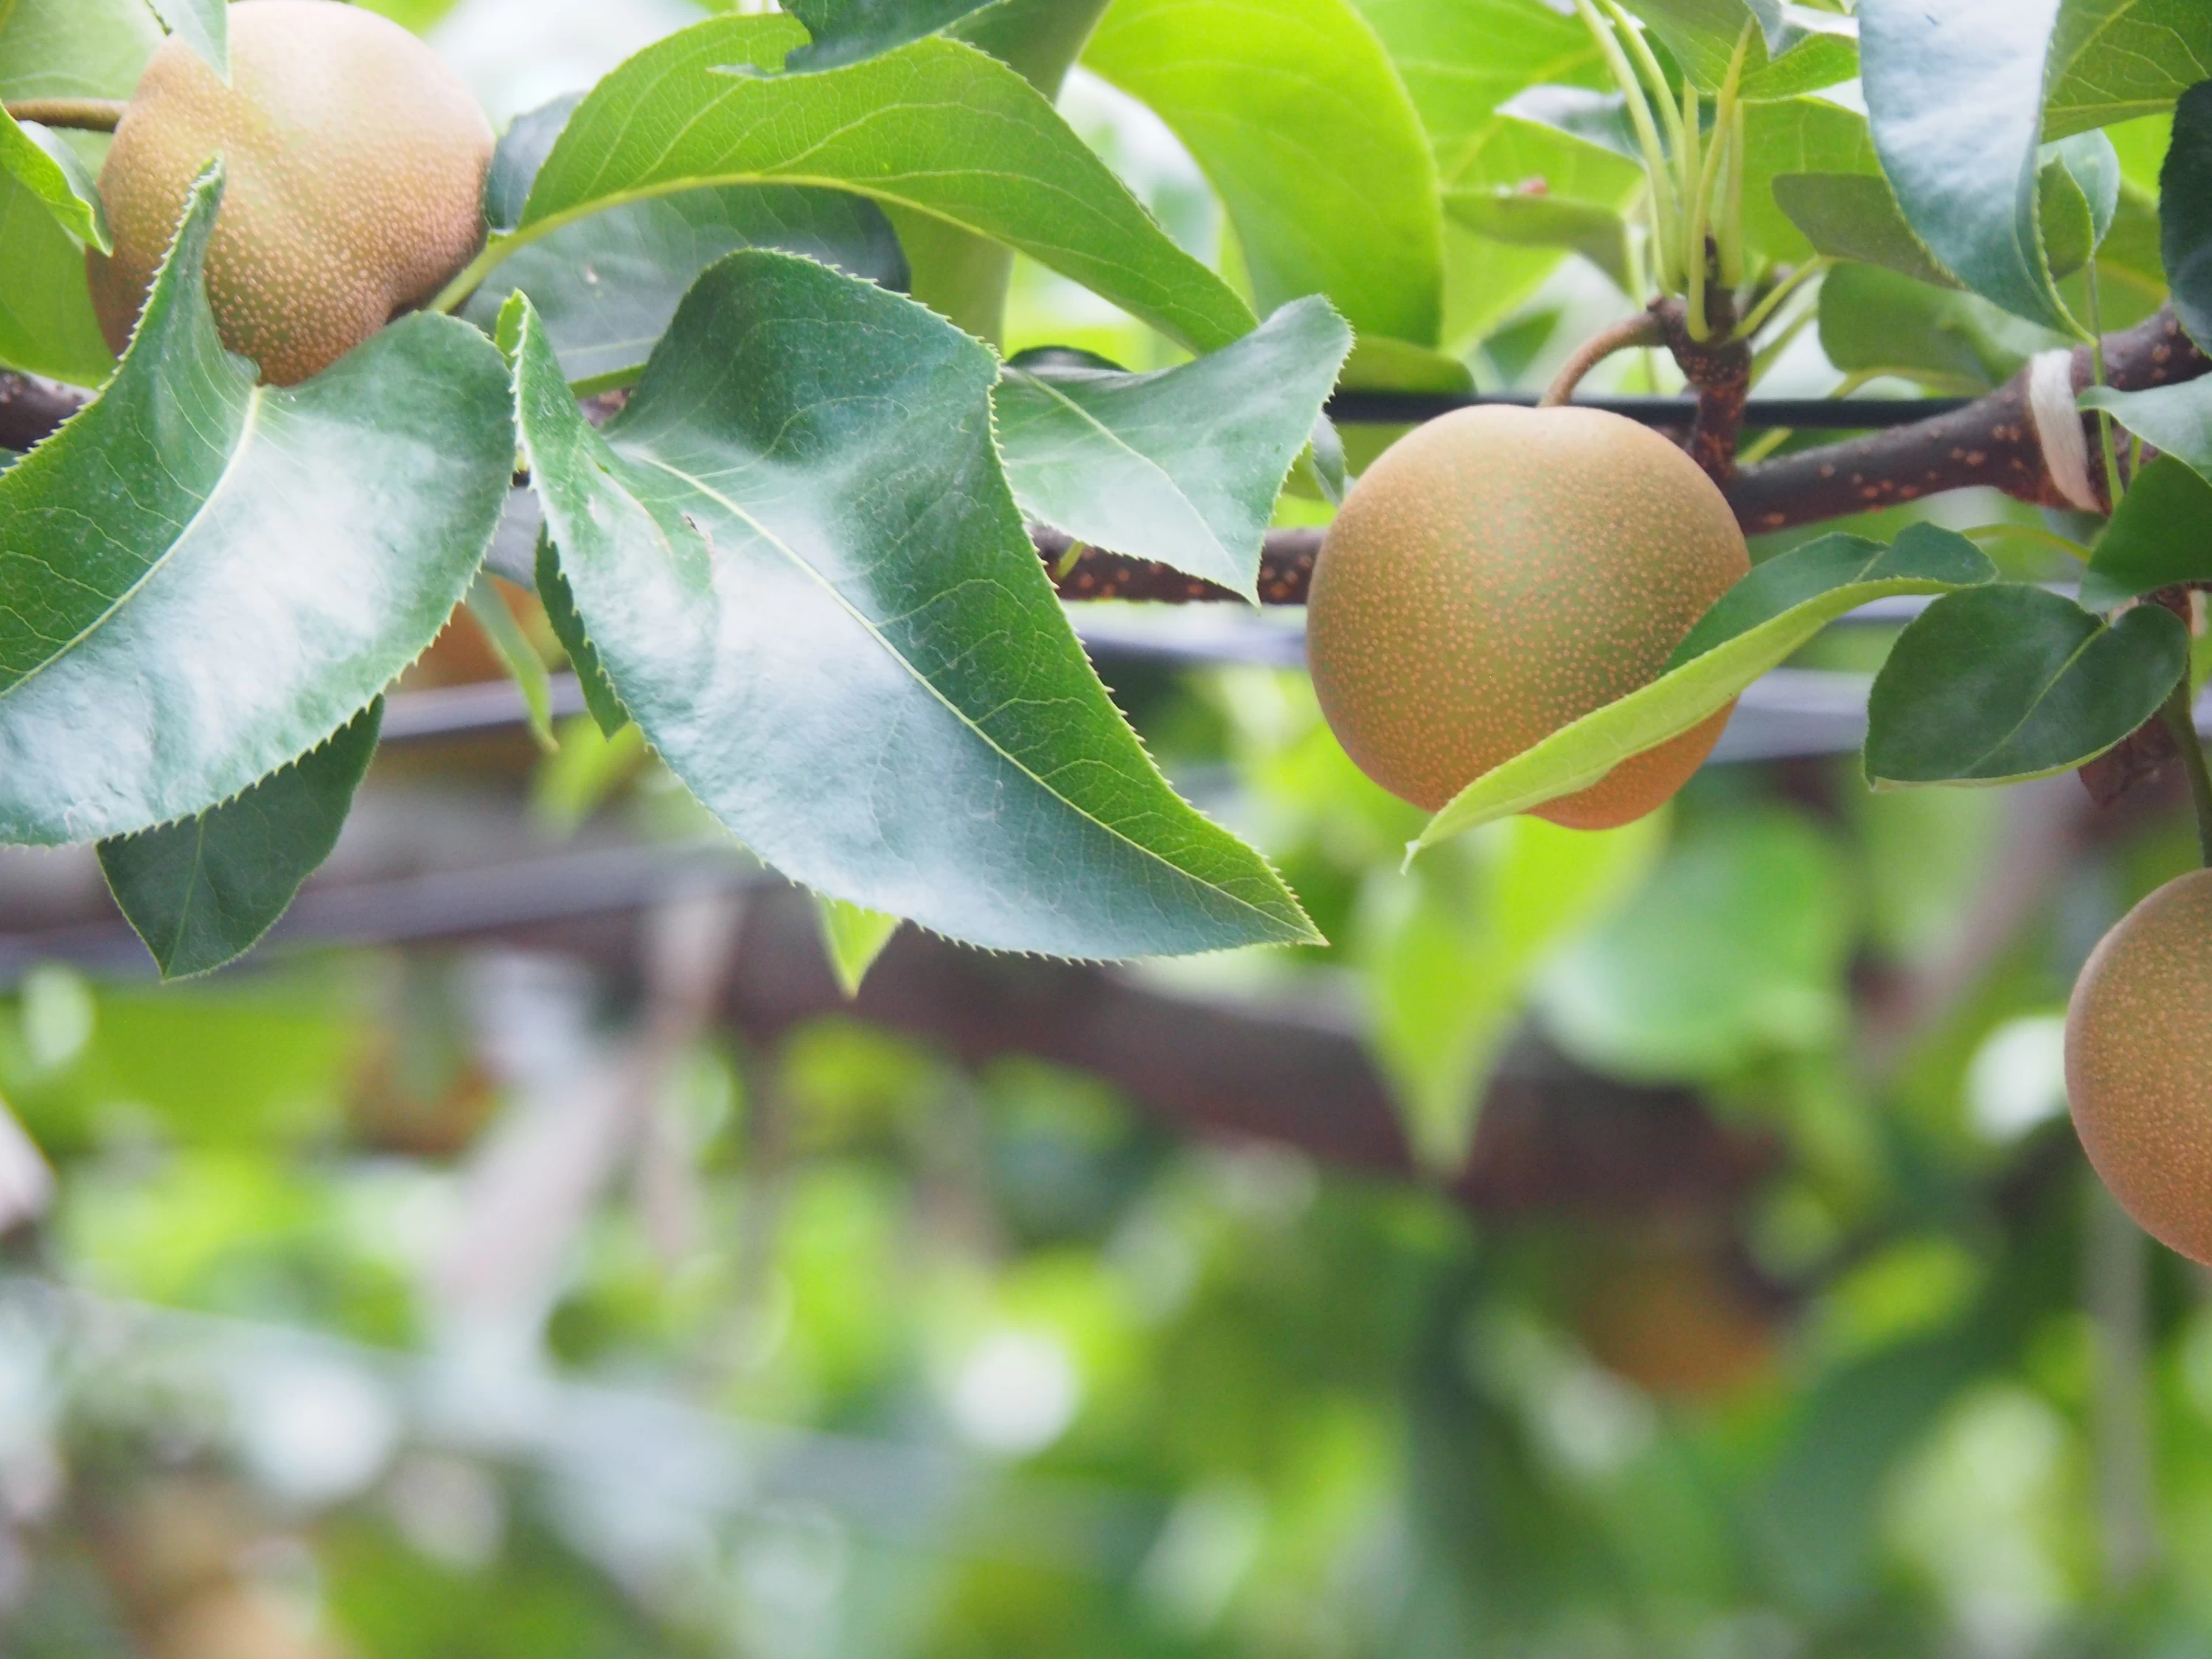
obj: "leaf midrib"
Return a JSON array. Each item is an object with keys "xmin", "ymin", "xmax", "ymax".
[
  {"xmin": 0, "ymin": 385, "xmax": 264, "ymax": 706},
  {"xmin": 626, "ymin": 448, "xmax": 1293, "ymax": 929}
]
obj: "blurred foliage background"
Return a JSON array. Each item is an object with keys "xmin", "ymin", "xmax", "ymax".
[{"xmin": 4, "ymin": 1, "xmax": 2211, "ymax": 1657}]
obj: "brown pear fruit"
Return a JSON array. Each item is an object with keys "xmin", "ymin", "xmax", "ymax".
[
  {"xmin": 1305, "ymin": 405, "xmax": 1750, "ymax": 829},
  {"xmin": 88, "ymin": 0, "xmax": 493, "ymax": 386},
  {"xmin": 2065, "ymin": 869, "xmax": 2212, "ymax": 1262}
]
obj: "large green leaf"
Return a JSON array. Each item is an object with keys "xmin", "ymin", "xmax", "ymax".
[
  {"xmin": 482, "ymin": 94, "xmax": 582, "ymax": 235},
  {"xmin": 490, "ymin": 15, "xmax": 1253, "ymax": 353},
  {"xmin": 1772, "ymin": 173, "xmax": 1954, "ymax": 288},
  {"xmin": 2042, "ymin": 0, "xmax": 2212, "ymax": 140},
  {"xmin": 1858, "ymin": 0, "xmax": 2145, "ymax": 333},
  {"xmin": 0, "ymin": 0, "xmax": 161, "ymax": 383},
  {"xmin": 0, "ymin": 109, "xmax": 108, "ymax": 251},
  {"xmin": 97, "ymin": 700, "xmax": 382, "ymax": 980},
  {"xmin": 0, "ymin": 168, "xmax": 512, "ymax": 845},
  {"xmin": 1443, "ymin": 190, "xmax": 1632, "ymax": 291},
  {"xmin": 995, "ymin": 297, "xmax": 1350, "ymax": 599},
  {"xmin": 465, "ymin": 185, "xmax": 909, "ymax": 392},
  {"xmin": 2163, "ymin": 80, "xmax": 2212, "ymax": 350},
  {"xmin": 1083, "ymin": 0, "xmax": 1442, "ymax": 347},
  {"xmin": 532, "ymin": 529, "xmax": 627, "ymax": 740},
  {"xmin": 1820, "ymin": 262, "xmax": 2067, "ymax": 391},
  {"xmin": 1616, "ymin": 0, "xmax": 1854, "ymax": 98},
  {"xmin": 1863, "ymin": 583, "xmax": 2188, "ymax": 786},
  {"xmin": 781, "ymin": 0, "xmax": 995, "ymax": 70},
  {"xmin": 1413, "ymin": 526, "xmax": 1998, "ymax": 853},
  {"xmin": 2079, "ymin": 455, "xmax": 2212, "ymax": 608},
  {"xmin": 514, "ymin": 254, "xmax": 1315, "ymax": 958},
  {"xmin": 1739, "ymin": 94, "xmax": 1885, "ymax": 267}
]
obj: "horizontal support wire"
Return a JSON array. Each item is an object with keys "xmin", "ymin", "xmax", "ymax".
[{"xmin": 1324, "ymin": 390, "xmax": 1974, "ymax": 428}]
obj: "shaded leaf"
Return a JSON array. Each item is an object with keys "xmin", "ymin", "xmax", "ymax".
[
  {"xmin": 2164, "ymin": 80, "xmax": 2212, "ymax": 352},
  {"xmin": 782, "ymin": 0, "xmax": 995, "ymax": 71},
  {"xmin": 1863, "ymin": 583, "xmax": 2188, "ymax": 786},
  {"xmin": 515, "ymin": 254, "xmax": 1315, "ymax": 958},
  {"xmin": 995, "ymin": 296, "xmax": 1351, "ymax": 599},
  {"xmin": 504, "ymin": 15, "xmax": 1253, "ymax": 353},
  {"xmin": 1444, "ymin": 190, "xmax": 1632, "ymax": 291},
  {"xmin": 1084, "ymin": 0, "xmax": 1443, "ymax": 345},
  {"xmin": 814, "ymin": 893, "xmax": 903, "ymax": 995},
  {"xmin": 1820, "ymin": 262, "xmax": 2067, "ymax": 391},
  {"xmin": 97, "ymin": 701, "xmax": 380, "ymax": 979},
  {"xmin": 1498, "ymin": 86, "xmax": 1641, "ymax": 165},
  {"xmin": 1772, "ymin": 173, "xmax": 1955, "ymax": 288},
  {"xmin": 2081, "ymin": 375, "xmax": 2212, "ymax": 484},
  {"xmin": 466, "ymin": 185, "xmax": 909, "ymax": 392},
  {"xmin": 534, "ymin": 529, "xmax": 627, "ymax": 739},
  {"xmin": 1338, "ymin": 333, "xmax": 1474, "ymax": 394},
  {"xmin": 2079, "ymin": 454, "xmax": 2212, "ymax": 608},
  {"xmin": 0, "ymin": 110, "xmax": 108, "ymax": 251},
  {"xmin": 0, "ymin": 167, "xmax": 512, "ymax": 844},
  {"xmin": 484, "ymin": 92, "xmax": 582, "ymax": 234},
  {"xmin": 1414, "ymin": 526, "xmax": 1998, "ymax": 851}
]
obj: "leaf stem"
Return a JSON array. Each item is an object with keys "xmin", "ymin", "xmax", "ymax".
[
  {"xmin": 2086, "ymin": 257, "xmax": 2125, "ymax": 510},
  {"xmin": 1731, "ymin": 256, "xmax": 1832, "ymax": 344},
  {"xmin": 4, "ymin": 98, "xmax": 126, "ymax": 133},
  {"xmin": 2160, "ymin": 672, "xmax": 2212, "ymax": 868},
  {"xmin": 1540, "ymin": 310, "xmax": 1668, "ymax": 406},
  {"xmin": 1573, "ymin": 0, "xmax": 1679, "ymax": 293},
  {"xmin": 1681, "ymin": 80, "xmax": 1704, "ymax": 333}
]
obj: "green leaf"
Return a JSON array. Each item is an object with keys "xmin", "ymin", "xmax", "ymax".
[
  {"xmin": 1738, "ymin": 27, "xmax": 1858, "ymax": 103},
  {"xmin": 1859, "ymin": 0, "xmax": 2110, "ymax": 333},
  {"xmin": 465, "ymin": 186, "xmax": 910, "ymax": 392},
  {"xmin": 2079, "ymin": 455, "xmax": 2212, "ymax": 608},
  {"xmin": 1772, "ymin": 173, "xmax": 1955, "ymax": 288},
  {"xmin": 0, "ymin": 110, "xmax": 109, "ymax": 251},
  {"xmin": 1739, "ymin": 93, "xmax": 1885, "ymax": 266},
  {"xmin": 1083, "ymin": 0, "xmax": 1443, "ymax": 346},
  {"xmin": 0, "ymin": 0, "xmax": 161, "ymax": 383},
  {"xmin": 995, "ymin": 297, "xmax": 1351, "ymax": 599},
  {"xmin": 2163, "ymin": 80, "xmax": 2212, "ymax": 351},
  {"xmin": 814, "ymin": 893, "xmax": 903, "ymax": 995},
  {"xmin": 484, "ymin": 94, "xmax": 582, "ymax": 235},
  {"xmin": 782, "ymin": 0, "xmax": 995, "ymax": 71},
  {"xmin": 1535, "ymin": 806, "xmax": 1853, "ymax": 1082},
  {"xmin": 514, "ymin": 254, "xmax": 1316, "ymax": 958},
  {"xmin": 1413, "ymin": 526, "xmax": 1998, "ymax": 852},
  {"xmin": 1820, "ymin": 262, "xmax": 2067, "ymax": 391},
  {"xmin": 1349, "ymin": 0, "xmax": 1641, "ymax": 345},
  {"xmin": 534, "ymin": 529, "xmax": 627, "ymax": 738},
  {"xmin": 1616, "ymin": 0, "xmax": 1851, "ymax": 97},
  {"xmin": 1863, "ymin": 584, "xmax": 2188, "ymax": 786},
  {"xmin": 1338, "ymin": 333, "xmax": 1474, "ymax": 394},
  {"xmin": 0, "ymin": 166, "xmax": 513, "ymax": 845},
  {"xmin": 1498, "ymin": 86, "xmax": 1641, "ymax": 165},
  {"xmin": 97, "ymin": 701, "xmax": 381, "ymax": 980},
  {"xmin": 2042, "ymin": 0, "xmax": 2212, "ymax": 140},
  {"xmin": 2081, "ymin": 375, "xmax": 2212, "ymax": 484},
  {"xmin": 501, "ymin": 15, "xmax": 1253, "ymax": 353},
  {"xmin": 1443, "ymin": 190, "xmax": 1632, "ymax": 291},
  {"xmin": 142, "ymin": 0, "xmax": 226, "ymax": 77},
  {"xmin": 464, "ymin": 576, "xmax": 556, "ymax": 752}
]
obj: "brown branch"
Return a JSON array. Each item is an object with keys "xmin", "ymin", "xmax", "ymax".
[
  {"xmin": 1730, "ymin": 307, "xmax": 2208, "ymax": 533},
  {"xmin": 1654, "ymin": 287, "xmax": 1752, "ymax": 484},
  {"xmin": 1037, "ymin": 523, "xmax": 1319, "ymax": 603},
  {"xmin": 0, "ymin": 372, "xmax": 88, "ymax": 453},
  {"xmin": 4, "ymin": 98, "xmax": 125, "ymax": 133},
  {"xmin": 1539, "ymin": 310, "xmax": 1665, "ymax": 408}
]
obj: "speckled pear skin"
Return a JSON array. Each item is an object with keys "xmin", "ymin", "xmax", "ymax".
[
  {"xmin": 1306, "ymin": 405, "xmax": 1750, "ymax": 829},
  {"xmin": 2067, "ymin": 869, "xmax": 2212, "ymax": 1262},
  {"xmin": 88, "ymin": 0, "xmax": 493, "ymax": 386}
]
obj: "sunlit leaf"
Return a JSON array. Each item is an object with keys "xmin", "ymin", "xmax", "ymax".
[
  {"xmin": 515, "ymin": 255, "xmax": 1316, "ymax": 957},
  {"xmin": 0, "ymin": 109, "xmax": 108, "ymax": 251},
  {"xmin": 142, "ymin": 0, "xmax": 225, "ymax": 77},
  {"xmin": 814, "ymin": 893, "xmax": 903, "ymax": 996},
  {"xmin": 995, "ymin": 297, "xmax": 1351, "ymax": 599},
  {"xmin": 0, "ymin": 167, "xmax": 512, "ymax": 844}
]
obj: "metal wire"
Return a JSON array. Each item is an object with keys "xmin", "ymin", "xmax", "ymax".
[{"xmin": 1324, "ymin": 389, "xmax": 1975, "ymax": 428}]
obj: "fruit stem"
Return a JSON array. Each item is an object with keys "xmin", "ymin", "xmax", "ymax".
[
  {"xmin": 2159, "ymin": 673, "xmax": 2212, "ymax": 868},
  {"xmin": 4, "ymin": 98, "xmax": 126, "ymax": 133},
  {"xmin": 1539, "ymin": 310, "xmax": 1668, "ymax": 407}
]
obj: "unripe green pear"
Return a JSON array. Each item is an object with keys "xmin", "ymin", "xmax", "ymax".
[
  {"xmin": 1306, "ymin": 406, "xmax": 1750, "ymax": 829},
  {"xmin": 2066, "ymin": 869, "xmax": 2212, "ymax": 1262},
  {"xmin": 88, "ymin": 0, "xmax": 493, "ymax": 386}
]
